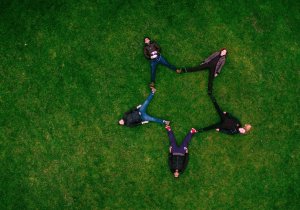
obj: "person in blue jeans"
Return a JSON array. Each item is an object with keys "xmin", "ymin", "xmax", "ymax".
[
  {"xmin": 144, "ymin": 37, "xmax": 181, "ymax": 87},
  {"xmin": 165, "ymin": 125, "xmax": 198, "ymax": 178},
  {"xmin": 118, "ymin": 87, "xmax": 170, "ymax": 127}
]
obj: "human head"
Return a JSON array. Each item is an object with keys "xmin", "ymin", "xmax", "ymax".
[
  {"xmin": 169, "ymin": 154, "xmax": 186, "ymax": 178},
  {"xmin": 144, "ymin": 37, "xmax": 150, "ymax": 44},
  {"xmin": 118, "ymin": 119, "xmax": 125, "ymax": 126},
  {"xmin": 174, "ymin": 170, "xmax": 180, "ymax": 178},
  {"xmin": 239, "ymin": 124, "xmax": 252, "ymax": 134},
  {"xmin": 220, "ymin": 48, "xmax": 227, "ymax": 56}
]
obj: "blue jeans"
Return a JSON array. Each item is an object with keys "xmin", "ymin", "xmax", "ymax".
[
  {"xmin": 150, "ymin": 55, "xmax": 177, "ymax": 83},
  {"xmin": 139, "ymin": 92, "xmax": 165, "ymax": 124}
]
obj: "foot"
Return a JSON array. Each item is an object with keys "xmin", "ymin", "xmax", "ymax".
[
  {"xmin": 176, "ymin": 69, "xmax": 182, "ymax": 74},
  {"xmin": 165, "ymin": 125, "xmax": 171, "ymax": 131},
  {"xmin": 149, "ymin": 82, "xmax": 155, "ymax": 88},
  {"xmin": 191, "ymin": 128, "xmax": 198, "ymax": 134},
  {"xmin": 164, "ymin": 120, "xmax": 170, "ymax": 126}
]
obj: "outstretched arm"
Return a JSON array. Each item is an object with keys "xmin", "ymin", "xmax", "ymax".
[
  {"xmin": 215, "ymin": 57, "xmax": 225, "ymax": 74},
  {"xmin": 144, "ymin": 46, "xmax": 151, "ymax": 59},
  {"xmin": 218, "ymin": 128, "xmax": 238, "ymax": 135},
  {"xmin": 124, "ymin": 105, "xmax": 141, "ymax": 115},
  {"xmin": 153, "ymin": 42, "xmax": 161, "ymax": 52},
  {"xmin": 197, "ymin": 122, "xmax": 221, "ymax": 132},
  {"xmin": 204, "ymin": 51, "xmax": 219, "ymax": 63}
]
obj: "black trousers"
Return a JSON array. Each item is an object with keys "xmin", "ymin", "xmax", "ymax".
[
  {"xmin": 184, "ymin": 62, "xmax": 215, "ymax": 94},
  {"xmin": 200, "ymin": 95, "xmax": 225, "ymax": 131}
]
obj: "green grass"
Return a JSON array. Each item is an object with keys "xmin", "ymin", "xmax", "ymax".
[{"xmin": 0, "ymin": 0, "xmax": 299, "ymax": 209}]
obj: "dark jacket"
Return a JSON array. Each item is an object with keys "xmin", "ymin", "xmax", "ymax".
[
  {"xmin": 144, "ymin": 41, "xmax": 161, "ymax": 60},
  {"xmin": 123, "ymin": 105, "xmax": 148, "ymax": 127},
  {"xmin": 168, "ymin": 153, "xmax": 189, "ymax": 173},
  {"xmin": 202, "ymin": 51, "xmax": 226, "ymax": 74},
  {"xmin": 218, "ymin": 113, "xmax": 241, "ymax": 135}
]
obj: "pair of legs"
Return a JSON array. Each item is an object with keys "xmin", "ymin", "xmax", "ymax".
[
  {"xmin": 210, "ymin": 95, "xmax": 225, "ymax": 120},
  {"xmin": 150, "ymin": 55, "xmax": 177, "ymax": 83},
  {"xmin": 167, "ymin": 130, "xmax": 194, "ymax": 154},
  {"xmin": 139, "ymin": 92, "xmax": 166, "ymax": 124},
  {"xmin": 184, "ymin": 62, "xmax": 215, "ymax": 94},
  {"xmin": 200, "ymin": 95, "xmax": 224, "ymax": 131}
]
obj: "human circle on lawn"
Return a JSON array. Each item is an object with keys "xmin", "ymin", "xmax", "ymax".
[{"xmin": 118, "ymin": 37, "xmax": 252, "ymax": 178}]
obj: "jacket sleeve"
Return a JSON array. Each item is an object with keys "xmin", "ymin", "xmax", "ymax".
[
  {"xmin": 227, "ymin": 113, "xmax": 242, "ymax": 126},
  {"xmin": 218, "ymin": 128, "xmax": 235, "ymax": 135},
  {"xmin": 126, "ymin": 117, "xmax": 144, "ymax": 127},
  {"xmin": 144, "ymin": 46, "xmax": 151, "ymax": 59},
  {"xmin": 198, "ymin": 122, "xmax": 220, "ymax": 132},
  {"xmin": 215, "ymin": 56, "xmax": 226, "ymax": 73},
  {"xmin": 181, "ymin": 153, "xmax": 189, "ymax": 173},
  {"xmin": 153, "ymin": 42, "xmax": 161, "ymax": 53},
  {"xmin": 124, "ymin": 107, "xmax": 138, "ymax": 115},
  {"xmin": 127, "ymin": 122, "xmax": 142, "ymax": 127},
  {"xmin": 204, "ymin": 51, "xmax": 219, "ymax": 63}
]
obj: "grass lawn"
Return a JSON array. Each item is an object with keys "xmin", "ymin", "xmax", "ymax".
[{"xmin": 0, "ymin": 0, "xmax": 299, "ymax": 209}]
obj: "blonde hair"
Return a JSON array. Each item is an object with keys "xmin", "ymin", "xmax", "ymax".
[{"xmin": 244, "ymin": 124, "xmax": 252, "ymax": 133}]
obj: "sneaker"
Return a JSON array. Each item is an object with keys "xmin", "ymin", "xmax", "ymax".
[
  {"xmin": 165, "ymin": 125, "xmax": 171, "ymax": 131},
  {"xmin": 191, "ymin": 128, "xmax": 197, "ymax": 134},
  {"xmin": 164, "ymin": 120, "xmax": 170, "ymax": 126}
]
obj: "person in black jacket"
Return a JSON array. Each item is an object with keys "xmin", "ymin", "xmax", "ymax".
[
  {"xmin": 198, "ymin": 95, "xmax": 252, "ymax": 134},
  {"xmin": 144, "ymin": 37, "xmax": 181, "ymax": 87},
  {"xmin": 118, "ymin": 87, "xmax": 170, "ymax": 127},
  {"xmin": 182, "ymin": 48, "xmax": 227, "ymax": 94},
  {"xmin": 165, "ymin": 125, "xmax": 198, "ymax": 178}
]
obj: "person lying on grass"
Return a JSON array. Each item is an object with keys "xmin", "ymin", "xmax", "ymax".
[
  {"xmin": 198, "ymin": 95, "xmax": 252, "ymax": 135},
  {"xmin": 181, "ymin": 48, "xmax": 227, "ymax": 95},
  {"xmin": 166, "ymin": 125, "xmax": 198, "ymax": 178},
  {"xmin": 118, "ymin": 87, "xmax": 170, "ymax": 127},
  {"xmin": 144, "ymin": 37, "xmax": 181, "ymax": 88}
]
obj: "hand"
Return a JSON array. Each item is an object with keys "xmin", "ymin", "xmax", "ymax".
[
  {"xmin": 176, "ymin": 69, "xmax": 182, "ymax": 74},
  {"xmin": 151, "ymin": 87, "xmax": 156, "ymax": 93}
]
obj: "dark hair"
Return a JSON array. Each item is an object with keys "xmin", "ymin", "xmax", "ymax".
[
  {"xmin": 144, "ymin": 37, "xmax": 151, "ymax": 41},
  {"xmin": 169, "ymin": 153, "xmax": 189, "ymax": 173}
]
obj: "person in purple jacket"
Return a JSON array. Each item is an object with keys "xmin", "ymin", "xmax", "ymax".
[
  {"xmin": 165, "ymin": 125, "xmax": 198, "ymax": 178},
  {"xmin": 182, "ymin": 48, "xmax": 227, "ymax": 94}
]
